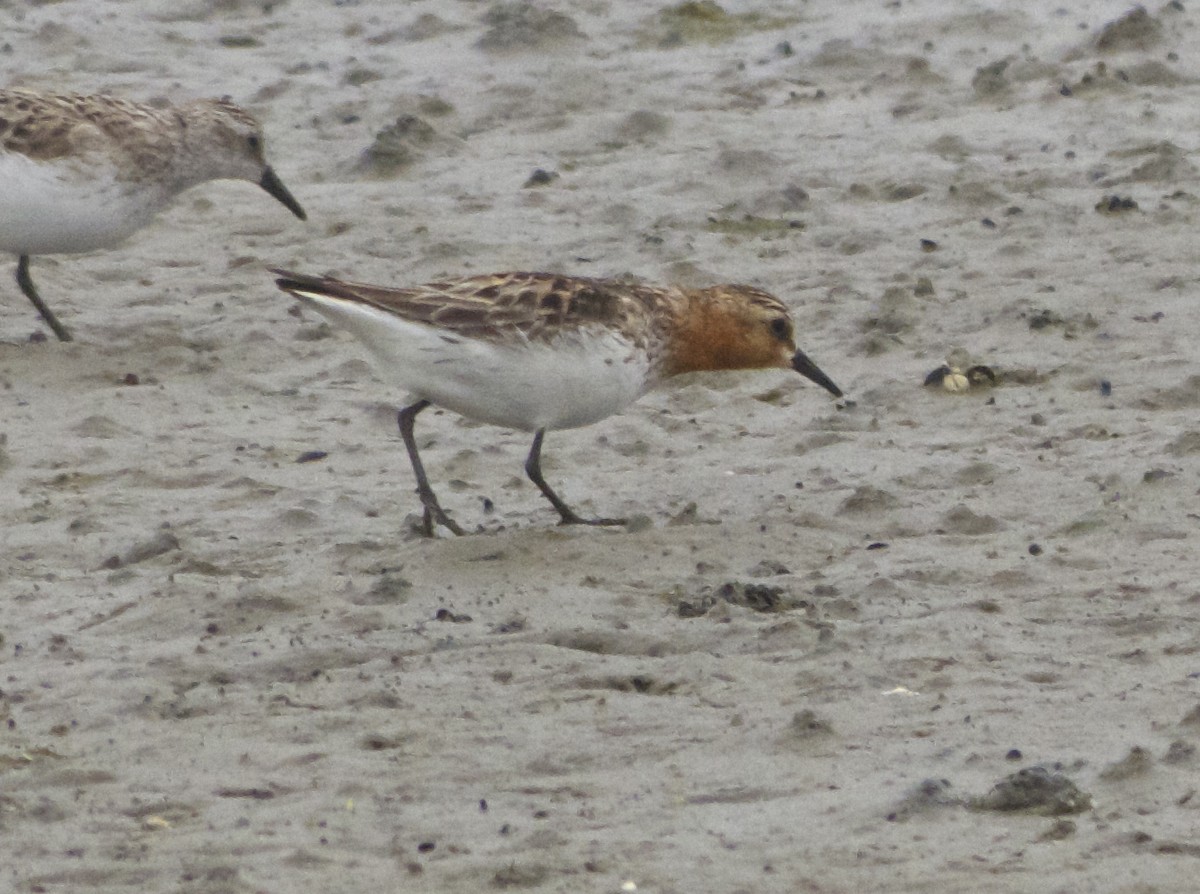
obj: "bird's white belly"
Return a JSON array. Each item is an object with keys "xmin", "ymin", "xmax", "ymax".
[
  {"xmin": 0, "ymin": 153, "xmax": 162, "ymax": 255},
  {"xmin": 300, "ymin": 296, "xmax": 653, "ymax": 432},
  {"xmin": 421, "ymin": 333, "xmax": 651, "ymax": 431}
]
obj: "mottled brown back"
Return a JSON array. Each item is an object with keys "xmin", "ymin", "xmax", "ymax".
[
  {"xmin": 273, "ymin": 269, "xmax": 679, "ymax": 347},
  {"xmin": 0, "ymin": 90, "xmax": 180, "ymax": 177}
]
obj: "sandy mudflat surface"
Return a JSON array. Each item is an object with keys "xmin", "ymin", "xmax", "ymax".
[{"xmin": 3, "ymin": 0, "xmax": 1200, "ymax": 891}]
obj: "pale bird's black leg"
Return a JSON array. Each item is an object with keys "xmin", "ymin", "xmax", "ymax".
[
  {"xmin": 397, "ymin": 400, "xmax": 464, "ymax": 537},
  {"xmin": 524, "ymin": 429, "xmax": 625, "ymax": 527},
  {"xmin": 17, "ymin": 255, "xmax": 72, "ymax": 343}
]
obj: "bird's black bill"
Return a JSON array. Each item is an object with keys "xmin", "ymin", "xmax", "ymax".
[
  {"xmin": 259, "ymin": 166, "xmax": 307, "ymax": 220},
  {"xmin": 791, "ymin": 349, "xmax": 843, "ymax": 397}
]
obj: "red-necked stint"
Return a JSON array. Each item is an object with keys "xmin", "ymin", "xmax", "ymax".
[{"xmin": 273, "ymin": 268, "xmax": 843, "ymax": 536}]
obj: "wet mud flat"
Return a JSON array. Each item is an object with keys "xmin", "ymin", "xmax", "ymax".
[{"xmin": 3, "ymin": 2, "xmax": 1200, "ymax": 892}]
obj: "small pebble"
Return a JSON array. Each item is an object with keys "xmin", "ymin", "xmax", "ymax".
[{"xmin": 524, "ymin": 168, "xmax": 558, "ymax": 187}]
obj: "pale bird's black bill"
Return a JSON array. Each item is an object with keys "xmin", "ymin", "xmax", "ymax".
[
  {"xmin": 259, "ymin": 166, "xmax": 307, "ymax": 220},
  {"xmin": 791, "ymin": 349, "xmax": 843, "ymax": 398}
]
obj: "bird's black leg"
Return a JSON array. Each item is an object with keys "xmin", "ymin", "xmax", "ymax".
[
  {"xmin": 524, "ymin": 429, "xmax": 625, "ymax": 527},
  {"xmin": 17, "ymin": 255, "xmax": 72, "ymax": 342},
  {"xmin": 397, "ymin": 400, "xmax": 464, "ymax": 536}
]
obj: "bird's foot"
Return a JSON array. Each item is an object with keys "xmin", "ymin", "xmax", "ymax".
[
  {"xmin": 556, "ymin": 510, "xmax": 627, "ymax": 528},
  {"xmin": 414, "ymin": 500, "xmax": 465, "ymax": 537}
]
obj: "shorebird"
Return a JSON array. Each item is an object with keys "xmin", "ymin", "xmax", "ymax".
[
  {"xmin": 0, "ymin": 89, "xmax": 306, "ymax": 341},
  {"xmin": 273, "ymin": 268, "xmax": 843, "ymax": 535}
]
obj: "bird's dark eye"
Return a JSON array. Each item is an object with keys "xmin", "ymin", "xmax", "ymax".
[
  {"xmin": 769, "ymin": 317, "xmax": 791, "ymax": 340},
  {"xmin": 247, "ymin": 135, "xmax": 261, "ymax": 153}
]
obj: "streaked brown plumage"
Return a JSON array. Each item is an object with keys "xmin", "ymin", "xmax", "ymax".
[
  {"xmin": 274, "ymin": 268, "xmax": 843, "ymax": 535},
  {"xmin": 0, "ymin": 89, "xmax": 305, "ymax": 341}
]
